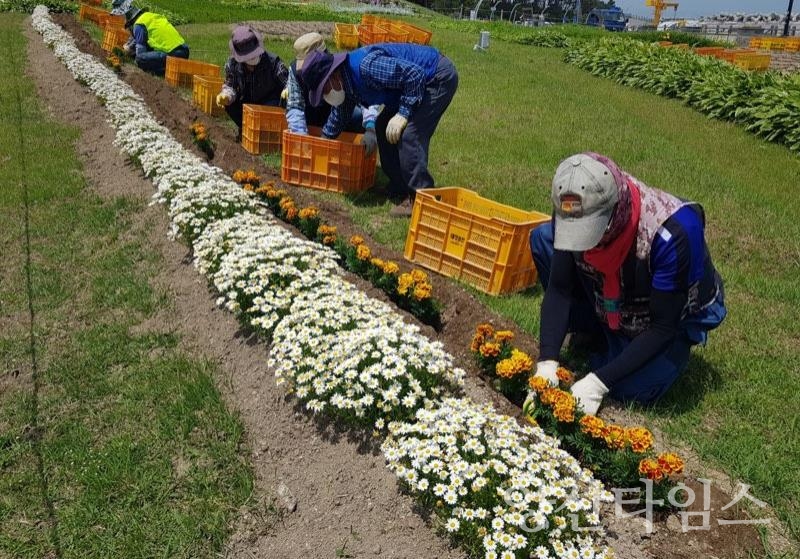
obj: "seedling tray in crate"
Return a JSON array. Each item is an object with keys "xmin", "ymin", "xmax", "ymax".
[
  {"xmin": 281, "ymin": 127, "xmax": 376, "ymax": 194},
  {"xmin": 404, "ymin": 187, "xmax": 550, "ymax": 295}
]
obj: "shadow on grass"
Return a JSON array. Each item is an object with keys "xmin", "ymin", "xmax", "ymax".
[{"xmin": 648, "ymin": 352, "xmax": 724, "ymax": 416}]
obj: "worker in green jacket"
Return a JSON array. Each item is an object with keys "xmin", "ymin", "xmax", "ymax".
[{"xmin": 122, "ymin": 7, "xmax": 189, "ymax": 76}]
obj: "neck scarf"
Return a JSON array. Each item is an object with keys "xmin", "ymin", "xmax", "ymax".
[{"xmin": 581, "ymin": 155, "xmax": 641, "ymax": 331}]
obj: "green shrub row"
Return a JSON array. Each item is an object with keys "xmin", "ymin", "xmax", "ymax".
[
  {"xmin": 0, "ymin": 0, "xmax": 75, "ymax": 13},
  {"xmin": 565, "ymin": 38, "xmax": 800, "ymax": 154}
]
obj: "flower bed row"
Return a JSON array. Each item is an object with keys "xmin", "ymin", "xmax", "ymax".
[
  {"xmin": 230, "ymin": 170, "xmax": 442, "ymax": 328},
  {"xmin": 32, "ymin": 7, "xmax": 613, "ymax": 557},
  {"xmin": 565, "ymin": 37, "xmax": 800, "ymax": 154}
]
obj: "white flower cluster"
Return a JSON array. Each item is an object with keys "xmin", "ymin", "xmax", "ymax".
[
  {"xmin": 271, "ymin": 281, "xmax": 466, "ymax": 427},
  {"xmin": 383, "ymin": 398, "xmax": 614, "ymax": 559},
  {"xmin": 194, "ymin": 214, "xmax": 340, "ymax": 336},
  {"xmin": 31, "ymin": 8, "xmax": 614, "ymax": 557}
]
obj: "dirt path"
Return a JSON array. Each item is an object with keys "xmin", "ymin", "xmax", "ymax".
[{"xmin": 25, "ymin": 13, "xmax": 780, "ymax": 559}]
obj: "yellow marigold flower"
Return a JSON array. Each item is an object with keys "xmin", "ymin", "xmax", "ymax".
[
  {"xmin": 509, "ymin": 349, "xmax": 533, "ymax": 373},
  {"xmin": 298, "ymin": 206, "xmax": 319, "ymax": 220},
  {"xmin": 243, "ymin": 183, "xmax": 254, "ymax": 192},
  {"xmin": 285, "ymin": 206, "xmax": 298, "ymax": 221},
  {"xmin": 279, "ymin": 196, "xmax": 295, "ymax": 210},
  {"xmin": 528, "ymin": 375, "xmax": 550, "ymax": 393},
  {"xmin": 657, "ymin": 453, "xmax": 684, "ymax": 475},
  {"xmin": 322, "ymin": 234, "xmax": 336, "ymax": 246},
  {"xmin": 479, "ymin": 342, "xmax": 501, "ymax": 358},
  {"xmin": 370, "ymin": 257, "xmax": 385, "ymax": 269},
  {"xmin": 356, "ymin": 244, "xmax": 371, "ymax": 261},
  {"xmin": 556, "ymin": 367, "xmax": 575, "ymax": 385},
  {"xmin": 410, "ymin": 269, "xmax": 428, "ymax": 283},
  {"xmin": 494, "ymin": 330, "xmax": 515, "ymax": 343},
  {"xmin": 470, "ymin": 333, "xmax": 484, "ymax": 353},
  {"xmin": 382, "ymin": 261, "xmax": 400, "ymax": 275},
  {"xmin": 603, "ymin": 425, "xmax": 627, "ymax": 450},
  {"xmin": 625, "ymin": 427, "xmax": 655, "ymax": 454},
  {"xmin": 349, "ymin": 235, "xmax": 364, "ymax": 247},
  {"xmin": 579, "ymin": 415, "xmax": 606, "ymax": 439},
  {"xmin": 638, "ymin": 458, "xmax": 664, "ymax": 482},
  {"xmin": 318, "ymin": 224, "xmax": 337, "ymax": 236},
  {"xmin": 496, "ymin": 359, "xmax": 516, "ymax": 379},
  {"xmin": 397, "ymin": 273, "xmax": 414, "ymax": 295},
  {"xmin": 412, "ymin": 282, "xmax": 432, "ymax": 301}
]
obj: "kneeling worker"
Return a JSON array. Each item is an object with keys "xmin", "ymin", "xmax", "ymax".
[
  {"xmin": 122, "ymin": 7, "xmax": 189, "ymax": 76},
  {"xmin": 527, "ymin": 153, "xmax": 727, "ymax": 415},
  {"xmin": 215, "ymin": 26, "xmax": 288, "ymax": 141}
]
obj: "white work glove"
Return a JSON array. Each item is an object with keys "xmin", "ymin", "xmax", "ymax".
[
  {"xmin": 570, "ymin": 373, "xmax": 609, "ymax": 416},
  {"xmin": 215, "ymin": 92, "xmax": 231, "ymax": 108},
  {"xmin": 280, "ymin": 88, "xmax": 288, "ymax": 102},
  {"xmin": 122, "ymin": 42, "xmax": 134, "ymax": 57},
  {"xmin": 385, "ymin": 114, "xmax": 408, "ymax": 144},
  {"xmin": 522, "ymin": 360, "xmax": 560, "ymax": 415}
]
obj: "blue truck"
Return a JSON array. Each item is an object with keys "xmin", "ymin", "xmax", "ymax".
[{"xmin": 585, "ymin": 6, "xmax": 628, "ymax": 31}]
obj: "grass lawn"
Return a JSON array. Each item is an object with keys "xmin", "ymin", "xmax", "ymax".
[
  {"xmin": 0, "ymin": 12, "xmax": 252, "ymax": 557},
  {"xmin": 171, "ymin": 7, "xmax": 800, "ymax": 543}
]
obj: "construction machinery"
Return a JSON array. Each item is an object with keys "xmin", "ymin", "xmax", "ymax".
[
  {"xmin": 585, "ymin": 6, "xmax": 627, "ymax": 31},
  {"xmin": 646, "ymin": 0, "xmax": 679, "ymax": 29}
]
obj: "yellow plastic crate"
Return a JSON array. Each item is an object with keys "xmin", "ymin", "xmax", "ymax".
[
  {"xmin": 242, "ymin": 105, "xmax": 286, "ymax": 154},
  {"xmin": 693, "ymin": 46, "xmax": 724, "ymax": 57},
  {"xmin": 101, "ymin": 25, "xmax": 129, "ymax": 52},
  {"xmin": 748, "ymin": 37, "xmax": 763, "ymax": 49},
  {"xmin": 404, "ymin": 188, "xmax": 550, "ymax": 295},
  {"xmin": 165, "ymin": 57, "xmax": 220, "ymax": 88},
  {"xmin": 192, "ymin": 75, "xmax": 224, "ymax": 117},
  {"xmin": 387, "ymin": 23, "xmax": 410, "ymax": 43},
  {"xmin": 358, "ymin": 24, "xmax": 389, "ymax": 46},
  {"xmin": 398, "ymin": 22, "xmax": 432, "ymax": 45},
  {"xmin": 733, "ymin": 53, "xmax": 771, "ymax": 71},
  {"xmin": 281, "ymin": 127, "xmax": 377, "ymax": 194},
  {"xmin": 334, "ymin": 23, "xmax": 359, "ymax": 50},
  {"xmin": 719, "ymin": 48, "xmax": 756, "ymax": 62}
]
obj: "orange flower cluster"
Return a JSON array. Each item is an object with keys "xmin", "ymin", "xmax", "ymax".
[
  {"xmin": 478, "ymin": 342, "xmax": 501, "ymax": 358},
  {"xmin": 495, "ymin": 349, "xmax": 534, "ymax": 379},
  {"xmin": 579, "ymin": 415, "xmax": 655, "ymax": 453},
  {"xmin": 638, "ymin": 453, "xmax": 684, "ymax": 482},
  {"xmin": 382, "ymin": 260, "xmax": 400, "ymax": 275},
  {"xmin": 397, "ymin": 270, "xmax": 433, "ymax": 301},
  {"xmin": 494, "ymin": 330, "xmax": 514, "ymax": 343},
  {"xmin": 539, "ymin": 387, "xmax": 576, "ymax": 423},
  {"xmin": 189, "ymin": 122, "xmax": 208, "ymax": 142},
  {"xmin": 106, "ymin": 54, "xmax": 121, "ymax": 71},
  {"xmin": 470, "ymin": 323, "xmax": 495, "ymax": 352},
  {"xmin": 556, "ymin": 366, "xmax": 575, "ymax": 385},
  {"xmin": 253, "ymin": 181, "xmax": 277, "ymax": 196},
  {"xmin": 279, "ymin": 196, "xmax": 297, "ymax": 221},
  {"xmin": 356, "ymin": 244, "xmax": 371, "ymax": 261},
  {"xmin": 317, "ymin": 224, "xmax": 337, "ymax": 246},
  {"xmin": 232, "ymin": 169, "xmax": 260, "ymax": 187},
  {"xmin": 349, "ymin": 235, "xmax": 364, "ymax": 247},
  {"xmin": 626, "ymin": 427, "xmax": 655, "ymax": 454},
  {"xmin": 528, "ymin": 375, "xmax": 550, "ymax": 393},
  {"xmin": 578, "ymin": 415, "xmax": 605, "ymax": 438}
]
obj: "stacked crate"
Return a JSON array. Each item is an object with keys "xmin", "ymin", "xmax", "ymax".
[{"xmin": 164, "ymin": 57, "xmax": 220, "ymax": 88}]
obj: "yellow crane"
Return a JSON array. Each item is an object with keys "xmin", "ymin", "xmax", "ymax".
[{"xmin": 645, "ymin": 0, "xmax": 679, "ymax": 28}]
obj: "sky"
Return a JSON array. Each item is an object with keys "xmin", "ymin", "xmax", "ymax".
[{"xmin": 613, "ymin": 0, "xmax": 793, "ymax": 19}]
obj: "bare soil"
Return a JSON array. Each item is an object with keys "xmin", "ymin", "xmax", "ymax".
[{"xmin": 31, "ymin": 14, "xmax": 775, "ymax": 559}]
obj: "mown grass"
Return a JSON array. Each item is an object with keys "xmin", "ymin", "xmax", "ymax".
[
  {"xmin": 0, "ymin": 13, "xmax": 252, "ymax": 558},
  {"xmin": 169, "ymin": 8, "xmax": 800, "ymax": 542}
]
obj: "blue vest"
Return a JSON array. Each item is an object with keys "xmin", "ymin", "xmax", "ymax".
[{"xmin": 347, "ymin": 44, "xmax": 440, "ymax": 109}]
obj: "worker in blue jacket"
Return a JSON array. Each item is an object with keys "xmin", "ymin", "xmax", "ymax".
[
  {"xmin": 526, "ymin": 153, "xmax": 727, "ymax": 415},
  {"xmin": 298, "ymin": 44, "xmax": 458, "ymax": 217}
]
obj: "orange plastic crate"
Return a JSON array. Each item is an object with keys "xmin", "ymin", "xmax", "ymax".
[
  {"xmin": 657, "ymin": 41, "xmax": 673, "ymax": 47},
  {"xmin": 101, "ymin": 26, "xmax": 129, "ymax": 52},
  {"xmin": 165, "ymin": 57, "xmax": 220, "ymax": 88},
  {"xmin": 241, "ymin": 105, "xmax": 286, "ymax": 154},
  {"xmin": 399, "ymin": 22, "xmax": 432, "ymax": 45},
  {"xmin": 97, "ymin": 13, "xmax": 125, "ymax": 29},
  {"xmin": 78, "ymin": 4, "xmax": 107, "ymax": 24},
  {"xmin": 693, "ymin": 46, "xmax": 724, "ymax": 57},
  {"xmin": 334, "ymin": 23, "xmax": 359, "ymax": 50},
  {"xmin": 403, "ymin": 187, "xmax": 550, "ymax": 295},
  {"xmin": 358, "ymin": 24, "xmax": 389, "ymax": 46},
  {"xmin": 719, "ymin": 48, "xmax": 756, "ymax": 62},
  {"xmin": 387, "ymin": 23, "xmax": 410, "ymax": 43},
  {"xmin": 192, "ymin": 75, "xmax": 225, "ymax": 117},
  {"xmin": 281, "ymin": 127, "xmax": 377, "ymax": 194}
]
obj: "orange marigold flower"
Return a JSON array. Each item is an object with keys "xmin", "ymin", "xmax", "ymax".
[
  {"xmin": 299, "ymin": 207, "xmax": 319, "ymax": 220},
  {"xmin": 410, "ymin": 269, "xmax": 428, "ymax": 283},
  {"xmin": 356, "ymin": 244, "xmax": 371, "ymax": 261},
  {"xmin": 470, "ymin": 333, "xmax": 484, "ymax": 353},
  {"xmin": 285, "ymin": 206, "xmax": 298, "ymax": 221},
  {"xmin": 370, "ymin": 257, "xmax": 385, "ymax": 269},
  {"xmin": 494, "ymin": 330, "xmax": 515, "ymax": 343},
  {"xmin": 382, "ymin": 261, "xmax": 400, "ymax": 275},
  {"xmin": 318, "ymin": 224, "xmax": 337, "ymax": 236},
  {"xmin": 397, "ymin": 273, "xmax": 414, "ymax": 295},
  {"xmin": 478, "ymin": 342, "xmax": 501, "ymax": 358},
  {"xmin": 243, "ymin": 183, "xmax": 254, "ymax": 192},
  {"xmin": 603, "ymin": 425, "xmax": 627, "ymax": 450},
  {"xmin": 553, "ymin": 400, "xmax": 575, "ymax": 423},
  {"xmin": 412, "ymin": 282, "xmax": 432, "ymax": 301},
  {"xmin": 279, "ymin": 196, "xmax": 295, "ymax": 210},
  {"xmin": 509, "ymin": 349, "xmax": 533, "ymax": 373},
  {"xmin": 322, "ymin": 234, "xmax": 336, "ymax": 246},
  {"xmin": 579, "ymin": 415, "xmax": 606, "ymax": 439},
  {"xmin": 349, "ymin": 235, "xmax": 364, "ymax": 247},
  {"xmin": 556, "ymin": 367, "xmax": 575, "ymax": 385},
  {"xmin": 657, "ymin": 453, "xmax": 684, "ymax": 476},
  {"xmin": 638, "ymin": 458, "xmax": 664, "ymax": 482},
  {"xmin": 625, "ymin": 427, "xmax": 655, "ymax": 454},
  {"xmin": 528, "ymin": 375, "xmax": 550, "ymax": 393},
  {"xmin": 476, "ymin": 323, "xmax": 494, "ymax": 337}
]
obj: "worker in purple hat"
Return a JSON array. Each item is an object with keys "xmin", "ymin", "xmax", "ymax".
[
  {"xmin": 121, "ymin": 7, "xmax": 189, "ymax": 76},
  {"xmin": 216, "ymin": 26, "xmax": 288, "ymax": 140},
  {"xmin": 525, "ymin": 153, "xmax": 727, "ymax": 416},
  {"xmin": 298, "ymin": 44, "xmax": 458, "ymax": 217}
]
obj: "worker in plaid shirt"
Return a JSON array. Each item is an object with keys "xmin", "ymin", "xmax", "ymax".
[{"xmin": 298, "ymin": 44, "xmax": 458, "ymax": 217}]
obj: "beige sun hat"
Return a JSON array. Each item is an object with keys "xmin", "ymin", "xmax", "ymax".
[{"xmin": 294, "ymin": 32, "xmax": 326, "ymax": 71}]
